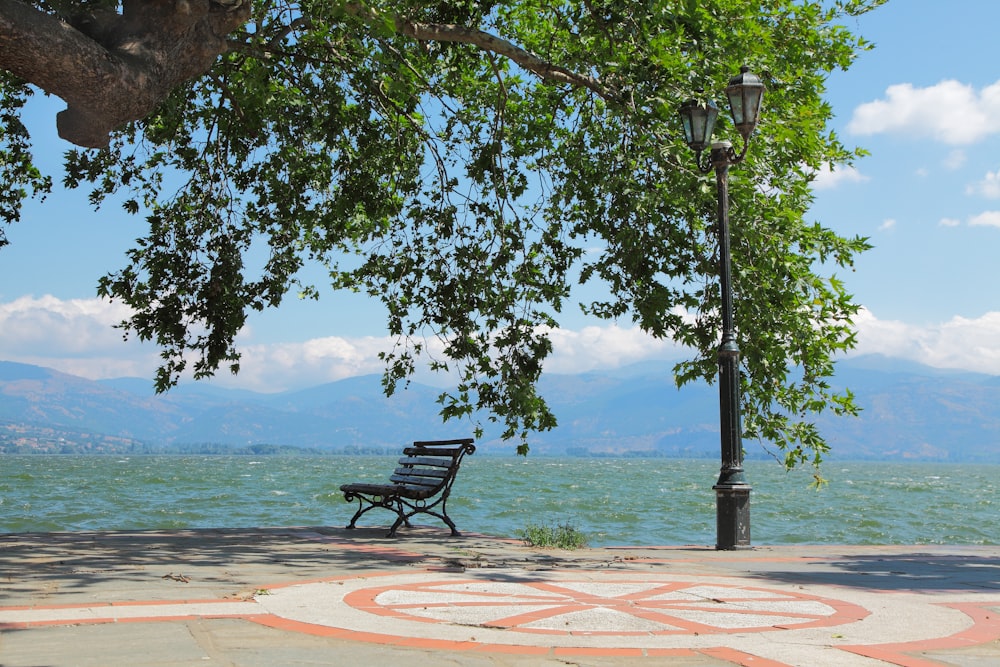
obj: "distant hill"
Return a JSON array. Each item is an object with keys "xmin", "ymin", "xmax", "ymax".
[{"xmin": 0, "ymin": 356, "xmax": 999, "ymax": 461}]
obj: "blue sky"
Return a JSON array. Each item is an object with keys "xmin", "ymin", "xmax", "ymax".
[{"xmin": 0, "ymin": 0, "xmax": 998, "ymax": 391}]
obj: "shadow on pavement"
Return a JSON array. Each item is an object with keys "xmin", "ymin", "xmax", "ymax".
[
  {"xmin": 0, "ymin": 526, "xmax": 449, "ymax": 603},
  {"xmin": 748, "ymin": 551, "xmax": 1000, "ymax": 592}
]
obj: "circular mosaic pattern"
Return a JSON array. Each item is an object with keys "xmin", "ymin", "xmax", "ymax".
[{"xmin": 344, "ymin": 578, "xmax": 856, "ymax": 635}]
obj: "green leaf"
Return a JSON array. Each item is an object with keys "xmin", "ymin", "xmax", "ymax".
[{"xmin": 14, "ymin": 0, "xmax": 880, "ymax": 471}]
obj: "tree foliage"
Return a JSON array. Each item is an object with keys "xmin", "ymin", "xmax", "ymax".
[{"xmin": 0, "ymin": 0, "xmax": 884, "ymax": 463}]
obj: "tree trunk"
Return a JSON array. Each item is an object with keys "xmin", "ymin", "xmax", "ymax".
[{"xmin": 0, "ymin": 0, "xmax": 250, "ymax": 148}]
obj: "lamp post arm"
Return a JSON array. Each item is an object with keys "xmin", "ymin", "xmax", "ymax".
[
  {"xmin": 691, "ymin": 133, "xmax": 752, "ymax": 173},
  {"xmin": 728, "ymin": 140, "xmax": 750, "ymax": 165},
  {"xmin": 710, "ymin": 138, "xmax": 752, "ymax": 170},
  {"xmin": 693, "ymin": 149, "xmax": 714, "ymax": 174}
]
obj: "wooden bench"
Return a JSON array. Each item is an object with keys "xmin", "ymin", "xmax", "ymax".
[{"xmin": 340, "ymin": 438, "xmax": 476, "ymax": 537}]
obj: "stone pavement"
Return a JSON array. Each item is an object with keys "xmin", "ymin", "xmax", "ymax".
[{"xmin": 1, "ymin": 526, "xmax": 999, "ymax": 666}]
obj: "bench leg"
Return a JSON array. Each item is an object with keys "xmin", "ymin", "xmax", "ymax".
[
  {"xmin": 433, "ymin": 510, "xmax": 461, "ymax": 536},
  {"xmin": 386, "ymin": 515, "xmax": 404, "ymax": 538},
  {"xmin": 395, "ymin": 505, "xmax": 461, "ymax": 537},
  {"xmin": 344, "ymin": 500, "xmax": 378, "ymax": 529},
  {"xmin": 345, "ymin": 493, "xmax": 463, "ymax": 538},
  {"xmin": 345, "ymin": 494, "xmax": 410, "ymax": 537},
  {"xmin": 430, "ymin": 496, "xmax": 461, "ymax": 536}
]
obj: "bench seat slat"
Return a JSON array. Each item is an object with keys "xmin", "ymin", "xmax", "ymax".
[
  {"xmin": 393, "ymin": 466, "xmax": 449, "ymax": 479},
  {"xmin": 395, "ymin": 485, "xmax": 438, "ymax": 499},
  {"xmin": 340, "ymin": 481, "xmax": 437, "ymax": 500},
  {"xmin": 402, "ymin": 446, "xmax": 465, "ymax": 457},
  {"xmin": 396, "ymin": 462, "xmax": 452, "ymax": 472},
  {"xmin": 412, "ymin": 438, "xmax": 474, "ymax": 447},
  {"xmin": 340, "ymin": 482, "xmax": 396, "ymax": 495},
  {"xmin": 390, "ymin": 473, "xmax": 441, "ymax": 486},
  {"xmin": 389, "ymin": 471, "xmax": 447, "ymax": 484},
  {"xmin": 398, "ymin": 456, "xmax": 455, "ymax": 468}
]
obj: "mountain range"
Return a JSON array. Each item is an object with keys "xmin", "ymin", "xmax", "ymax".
[{"xmin": 1, "ymin": 356, "xmax": 999, "ymax": 462}]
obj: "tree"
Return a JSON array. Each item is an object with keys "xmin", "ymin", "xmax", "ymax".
[{"xmin": 0, "ymin": 0, "xmax": 883, "ymax": 464}]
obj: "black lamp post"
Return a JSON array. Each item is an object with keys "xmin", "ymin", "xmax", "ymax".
[{"xmin": 678, "ymin": 66, "xmax": 765, "ymax": 551}]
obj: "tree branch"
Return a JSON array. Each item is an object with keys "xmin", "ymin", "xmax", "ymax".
[
  {"xmin": 0, "ymin": 0, "xmax": 250, "ymax": 148},
  {"xmin": 400, "ymin": 21, "xmax": 615, "ymax": 100},
  {"xmin": 1, "ymin": 0, "xmax": 607, "ymax": 149},
  {"xmin": 342, "ymin": 3, "xmax": 619, "ymax": 102}
]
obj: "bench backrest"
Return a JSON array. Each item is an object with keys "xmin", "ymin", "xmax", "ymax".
[{"xmin": 390, "ymin": 438, "xmax": 475, "ymax": 497}]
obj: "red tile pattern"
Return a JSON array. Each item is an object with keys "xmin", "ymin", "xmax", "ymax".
[{"xmin": 342, "ymin": 578, "xmax": 868, "ymax": 636}]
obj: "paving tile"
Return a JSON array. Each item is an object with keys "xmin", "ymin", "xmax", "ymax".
[{"xmin": 1, "ymin": 527, "xmax": 999, "ymax": 665}]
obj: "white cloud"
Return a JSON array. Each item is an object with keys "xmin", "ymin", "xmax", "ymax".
[
  {"xmin": 0, "ymin": 295, "xmax": 161, "ymax": 379},
  {"xmin": 878, "ymin": 218, "xmax": 897, "ymax": 231},
  {"xmin": 848, "ymin": 79, "xmax": 1000, "ymax": 145},
  {"xmin": 851, "ymin": 309, "xmax": 1000, "ymax": 374},
  {"xmin": 810, "ymin": 163, "xmax": 869, "ymax": 190},
  {"xmin": 542, "ymin": 323, "xmax": 687, "ymax": 375},
  {"xmin": 944, "ymin": 149, "xmax": 967, "ymax": 170},
  {"xmin": 935, "ymin": 211, "xmax": 1000, "ymax": 228},
  {"xmin": 0, "ymin": 295, "xmax": 689, "ymax": 392},
  {"xmin": 228, "ymin": 323, "xmax": 690, "ymax": 391},
  {"xmin": 0, "ymin": 296, "xmax": 397, "ymax": 390},
  {"xmin": 5, "ymin": 297, "xmax": 999, "ymax": 393},
  {"xmin": 968, "ymin": 211, "xmax": 1000, "ymax": 228},
  {"xmin": 227, "ymin": 335, "xmax": 407, "ymax": 390},
  {"xmin": 967, "ymin": 170, "xmax": 1000, "ymax": 198}
]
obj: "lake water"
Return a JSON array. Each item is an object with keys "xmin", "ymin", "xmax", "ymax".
[{"xmin": 0, "ymin": 455, "xmax": 996, "ymax": 547}]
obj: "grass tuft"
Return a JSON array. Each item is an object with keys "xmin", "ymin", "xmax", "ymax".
[{"xmin": 518, "ymin": 522, "xmax": 588, "ymax": 549}]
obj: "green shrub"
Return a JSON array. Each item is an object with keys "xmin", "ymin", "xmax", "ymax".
[{"xmin": 518, "ymin": 522, "xmax": 588, "ymax": 549}]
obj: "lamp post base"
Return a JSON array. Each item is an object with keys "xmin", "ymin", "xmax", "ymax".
[{"xmin": 714, "ymin": 484, "xmax": 752, "ymax": 550}]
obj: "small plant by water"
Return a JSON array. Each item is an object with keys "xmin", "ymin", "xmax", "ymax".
[{"xmin": 518, "ymin": 522, "xmax": 588, "ymax": 549}]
